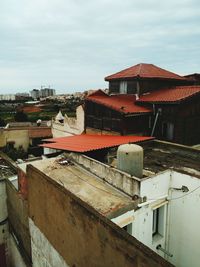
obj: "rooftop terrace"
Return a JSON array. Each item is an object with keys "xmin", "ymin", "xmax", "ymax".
[{"xmin": 20, "ymin": 157, "xmax": 136, "ymax": 219}]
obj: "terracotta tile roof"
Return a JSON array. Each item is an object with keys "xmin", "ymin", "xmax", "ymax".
[
  {"xmin": 28, "ymin": 127, "xmax": 52, "ymax": 138},
  {"xmin": 86, "ymin": 90, "xmax": 152, "ymax": 114},
  {"xmin": 105, "ymin": 63, "xmax": 186, "ymax": 81},
  {"xmin": 137, "ymin": 85, "xmax": 200, "ymax": 103},
  {"xmin": 41, "ymin": 134, "xmax": 154, "ymax": 152}
]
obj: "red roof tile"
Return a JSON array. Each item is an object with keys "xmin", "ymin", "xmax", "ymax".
[
  {"xmin": 41, "ymin": 134, "xmax": 154, "ymax": 152},
  {"xmin": 105, "ymin": 63, "xmax": 186, "ymax": 81},
  {"xmin": 86, "ymin": 90, "xmax": 151, "ymax": 114},
  {"xmin": 137, "ymin": 86, "xmax": 200, "ymax": 103}
]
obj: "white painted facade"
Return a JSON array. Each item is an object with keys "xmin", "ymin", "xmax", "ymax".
[
  {"xmin": 29, "ymin": 219, "xmax": 69, "ymax": 267},
  {"xmin": 112, "ymin": 170, "xmax": 200, "ymax": 267},
  {"xmin": 52, "ymin": 105, "xmax": 84, "ymax": 138}
]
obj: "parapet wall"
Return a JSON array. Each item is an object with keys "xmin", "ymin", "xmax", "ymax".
[{"xmin": 70, "ymin": 153, "xmax": 140, "ymax": 196}]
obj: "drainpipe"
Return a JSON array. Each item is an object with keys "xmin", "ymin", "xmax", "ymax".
[
  {"xmin": 151, "ymin": 108, "xmax": 161, "ymax": 136},
  {"xmin": 165, "ymin": 170, "xmax": 173, "ymax": 261}
]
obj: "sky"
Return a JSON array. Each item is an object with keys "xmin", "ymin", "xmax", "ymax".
[{"xmin": 0, "ymin": 0, "xmax": 200, "ymax": 94}]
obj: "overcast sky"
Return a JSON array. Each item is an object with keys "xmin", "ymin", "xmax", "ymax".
[{"xmin": 0, "ymin": 0, "xmax": 200, "ymax": 94}]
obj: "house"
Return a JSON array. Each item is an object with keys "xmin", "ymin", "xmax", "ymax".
[
  {"xmin": 0, "ymin": 122, "xmax": 52, "ymax": 156},
  {"xmin": 105, "ymin": 63, "xmax": 191, "ymax": 95},
  {"xmin": 85, "ymin": 63, "xmax": 200, "ymax": 145}
]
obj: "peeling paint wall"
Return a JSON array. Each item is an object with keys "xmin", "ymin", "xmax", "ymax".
[
  {"xmin": 6, "ymin": 180, "xmax": 31, "ymax": 263},
  {"xmin": 7, "ymin": 234, "xmax": 27, "ymax": 267},
  {"xmin": 30, "ymin": 219, "xmax": 69, "ymax": 267},
  {"xmin": 0, "ymin": 180, "xmax": 8, "ymax": 266},
  {"xmin": 28, "ymin": 164, "xmax": 173, "ymax": 267}
]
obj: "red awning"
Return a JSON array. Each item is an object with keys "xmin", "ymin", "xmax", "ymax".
[{"xmin": 41, "ymin": 134, "xmax": 154, "ymax": 153}]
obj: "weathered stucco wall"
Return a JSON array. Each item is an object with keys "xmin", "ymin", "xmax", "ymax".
[
  {"xmin": 7, "ymin": 234, "xmax": 27, "ymax": 267},
  {"xmin": 0, "ymin": 129, "xmax": 29, "ymax": 150},
  {"xmin": 28, "ymin": 164, "xmax": 173, "ymax": 267},
  {"xmin": 6, "ymin": 181, "xmax": 31, "ymax": 265},
  {"xmin": 52, "ymin": 105, "xmax": 84, "ymax": 138},
  {"xmin": 30, "ymin": 219, "xmax": 69, "ymax": 267}
]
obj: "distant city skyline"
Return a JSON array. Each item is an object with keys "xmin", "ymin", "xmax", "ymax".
[{"xmin": 0, "ymin": 0, "xmax": 200, "ymax": 94}]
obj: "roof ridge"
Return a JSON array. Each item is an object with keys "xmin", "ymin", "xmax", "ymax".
[{"xmin": 137, "ymin": 63, "xmax": 142, "ymax": 77}]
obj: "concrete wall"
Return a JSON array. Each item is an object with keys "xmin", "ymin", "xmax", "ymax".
[
  {"xmin": 0, "ymin": 180, "xmax": 8, "ymax": 223},
  {"xmin": 28, "ymin": 164, "xmax": 172, "ymax": 267},
  {"xmin": 122, "ymin": 170, "xmax": 200, "ymax": 267},
  {"xmin": 6, "ymin": 180, "xmax": 31, "ymax": 264},
  {"xmin": 70, "ymin": 153, "xmax": 140, "ymax": 196},
  {"xmin": 167, "ymin": 171, "xmax": 200, "ymax": 267},
  {"xmin": 30, "ymin": 219, "xmax": 69, "ymax": 267},
  {"xmin": 7, "ymin": 234, "xmax": 27, "ymax": 267},
  {"xmin": 0, "ymin": 180, "xmax": 9, "ymax": 266}
]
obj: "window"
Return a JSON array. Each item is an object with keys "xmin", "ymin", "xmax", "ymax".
[
  {"xmin": 109, "ymin": 81, "xmax": 120, "ymax": 94},
  {"xmin": 127, "ymin": 81, "xmax": 137, "ymax": 94},
  {"xmin": 152, "ymin": 205, "xmax": 165, "ymax": 238},
  {"xmin": 162, "ymin": 122, "xmax": 174, "ymax": 140},
  {"xmin": 123, "ymin": 223, "xmax": 132, "ymax": 235},
  {"xmin": 119, "ymin": 81, "xmax": 127, "ymax": 94}
]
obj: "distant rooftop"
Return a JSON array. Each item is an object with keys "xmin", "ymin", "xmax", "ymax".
[{"xmin": 105, "ymin": 63, "xmax": 186, "ymax": 81}]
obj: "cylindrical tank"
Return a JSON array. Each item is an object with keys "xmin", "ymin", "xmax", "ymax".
[{"xmin": 117, "ymin": 144, "xmax": 143, "ymax": 178}]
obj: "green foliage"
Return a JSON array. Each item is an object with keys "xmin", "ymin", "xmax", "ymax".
[
  {"xmin": 14, "ymin": 111, "xmax": 28, "ymax": 122},
  {"xmin": 0, "ymin": 117, "xmax": 6, "ymax": 127},
  {"xmin": 3, "ymin": 144, "xmax": 27, "ymax": 161}
]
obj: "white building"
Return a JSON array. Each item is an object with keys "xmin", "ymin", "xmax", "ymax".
[
  {"xmin": 0, "ymin": 94, "xmax": 16, "ymax": 101},
  {"xmin": 51, "ymin": 106, "xmax": 84, "ymax": 138}
]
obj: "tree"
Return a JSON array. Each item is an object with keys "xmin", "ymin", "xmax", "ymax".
[
  {"xmin": 14, "ymin": 111, "xmax": 28, "ymax": 122},
  {"xmin": 0, "ymin": 117, "xmax": 6, "ymax": 127},
  {"xmin": 3, "ymin": 144, "xmax": 27, "ymax": 161}
]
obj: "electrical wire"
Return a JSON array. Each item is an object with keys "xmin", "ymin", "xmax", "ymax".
[{"xmin": 169, "ymin": 184, "xmax": 200, "ymax": 201}]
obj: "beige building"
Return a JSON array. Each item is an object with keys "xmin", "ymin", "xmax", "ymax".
[{"xmin": 0, "ymin": 123, "xmax": 52, "ymax": 151}]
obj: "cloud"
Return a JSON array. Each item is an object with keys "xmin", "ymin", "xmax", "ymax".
[{"xmin": 0, "ymin": 0, "xmax": 200, "ymax": 93}]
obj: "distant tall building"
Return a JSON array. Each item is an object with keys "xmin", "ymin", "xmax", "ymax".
[
  {"xmin": 30, "ymin": 87, "xmax": 56, "ymax": 99},
  {"xmin": 40, "ymin": 88, "xmax": 56, "ymax": 98},
  {"xmin": 30, "ymin": 89, "xmax": 40, "ymax": 100}
]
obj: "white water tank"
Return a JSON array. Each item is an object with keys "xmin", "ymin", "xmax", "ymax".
[{"xmin": 117, "ymin": 144, "xmax": 143, "ymax": 178}]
